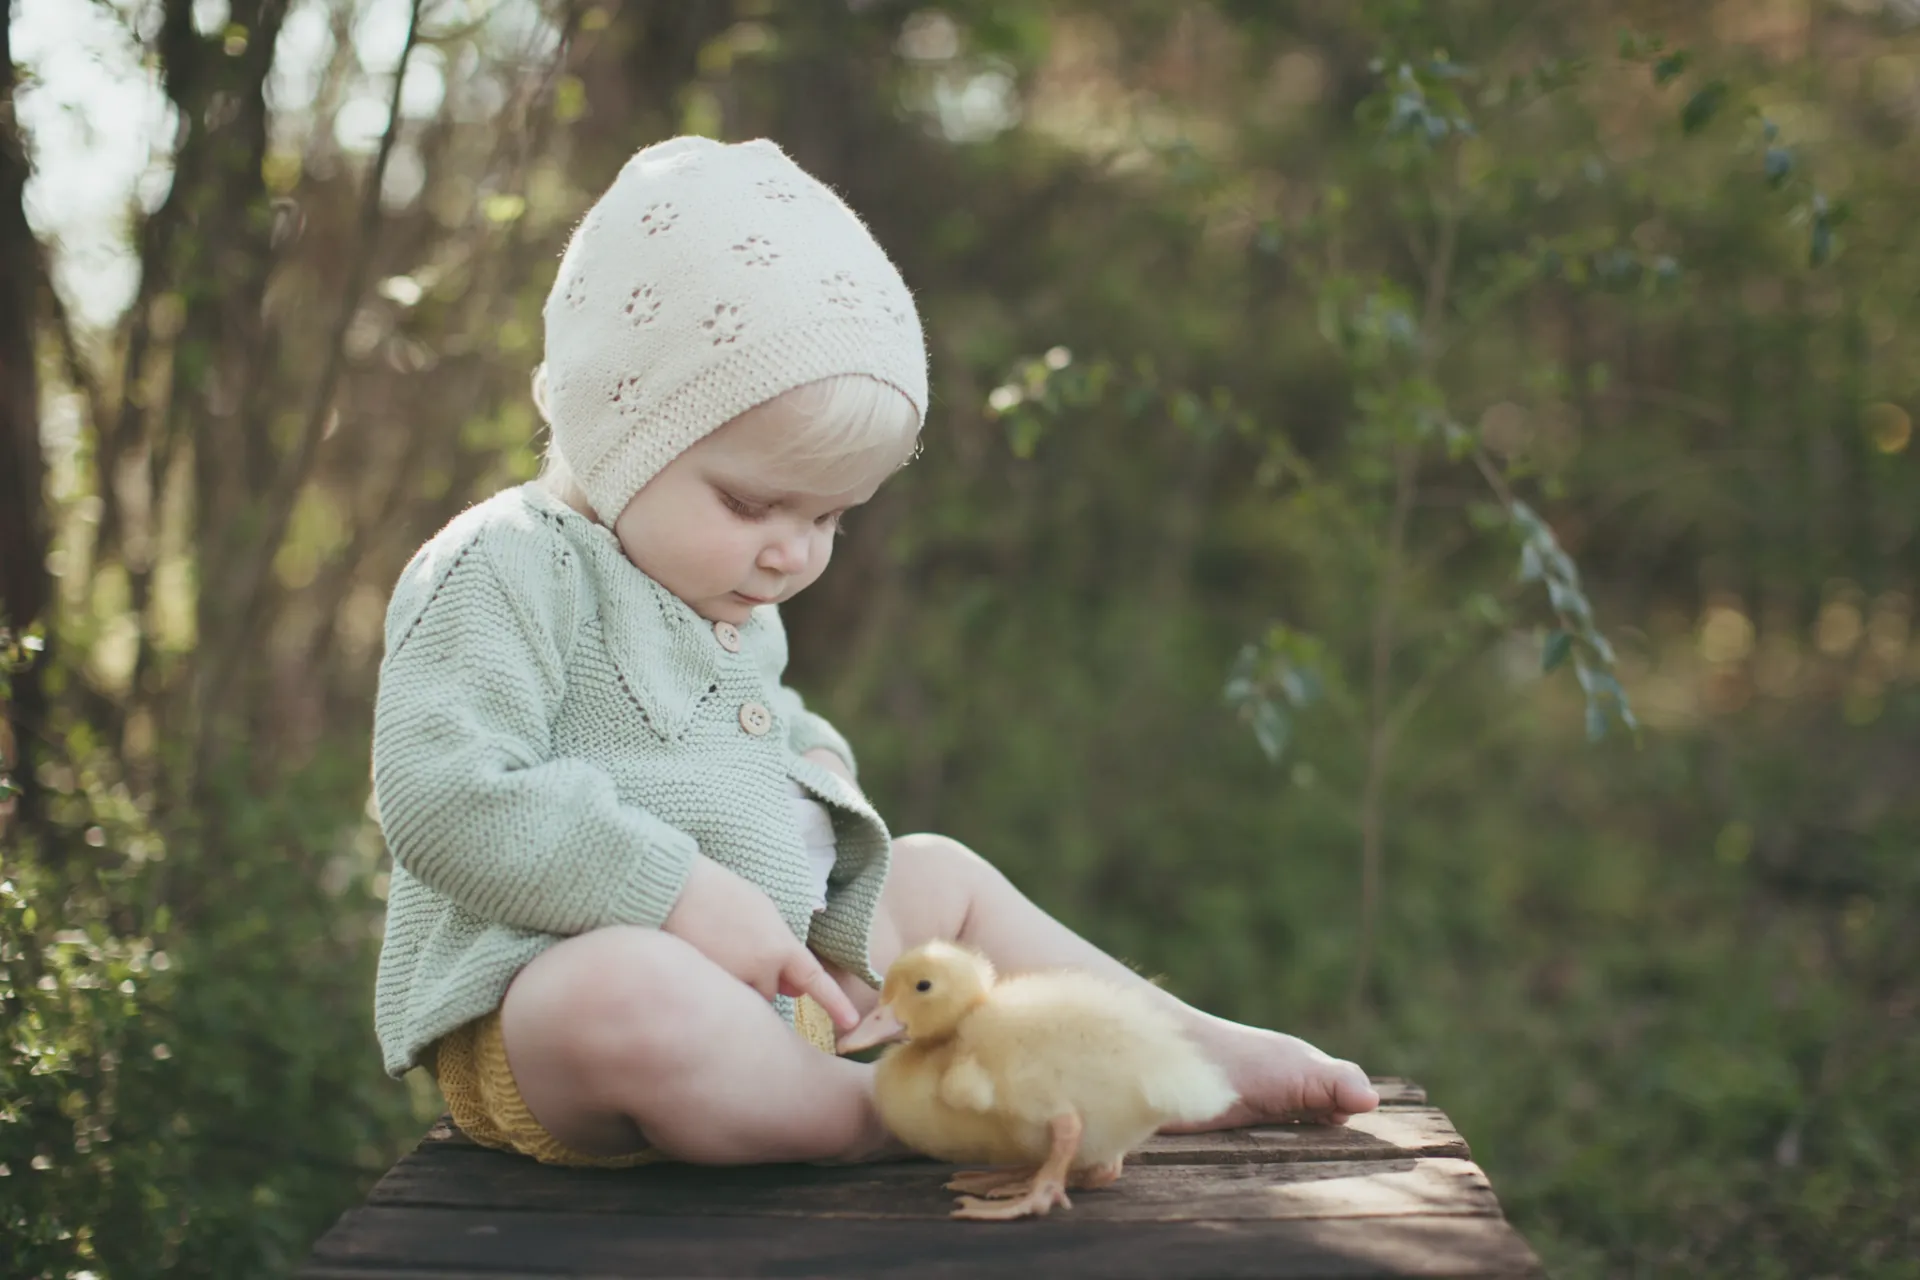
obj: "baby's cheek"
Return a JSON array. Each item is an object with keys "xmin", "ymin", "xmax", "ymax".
[
  {"xmin": 711, "ymin": 534, "xmax": 761, "ymax": 583},
  {"xmin": 808, "ymin": 532, "xmax": 836, "ymax": 580}
]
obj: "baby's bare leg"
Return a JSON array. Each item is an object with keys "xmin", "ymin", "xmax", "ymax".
[
  {"xmin": 499, "ymin": 927, "xmax": 888, "ymax": 1164},
  {"xmin": 878, "ymin": 833, "xmax": 1378, "ymax": 1126}
]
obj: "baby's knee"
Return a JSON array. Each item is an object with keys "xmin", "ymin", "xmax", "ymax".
[
  {"xmin": 892, "ymin": 831, "xmax": 995, "ymax": 890},
  {"xmin": 503, "ymin": 927, "xmax": 708, "ymax": 1093},
  {"xmin": 881, "ymin": 832, "xmax": 1000, "ymax": 951}
]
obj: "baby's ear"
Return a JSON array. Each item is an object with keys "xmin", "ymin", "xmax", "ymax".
[{"xmin": 529, "ymin": 363, "xmax": 551, "ymax": 419}]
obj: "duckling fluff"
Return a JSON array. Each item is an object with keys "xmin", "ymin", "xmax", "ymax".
[{"xmin": 839, "ymin": 941, "xmax": 1238, "ymax": 1220}]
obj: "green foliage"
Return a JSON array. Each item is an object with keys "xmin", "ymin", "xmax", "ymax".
[
  {"xmin": 1225, "ymin": 625, "xmax": 1330, "ymax": 763},
  {"xmin": 2, "ymin": 643, "xmax": 411, "ymax": 1277},
  {"xmin": 824, "ymin": 6, "xmax": 1918, "ymax": 1276}
]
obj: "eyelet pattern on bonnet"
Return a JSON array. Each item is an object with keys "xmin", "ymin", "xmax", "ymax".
[{"xmin": 542, "ymin": 136, "xmax": 929, "ymax": 525}]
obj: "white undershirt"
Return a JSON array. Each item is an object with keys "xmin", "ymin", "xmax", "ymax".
[{"xmin": 787, "ymin": 781, "xmax": 838, "ymax": 913}]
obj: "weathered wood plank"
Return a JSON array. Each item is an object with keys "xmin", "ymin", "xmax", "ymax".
[
  {"xmin": 304, "ymin": 1076, "xmax": 1534, "ymax": 1278},
  {"xmin": 1141, "ymin": 1107, "xmax": 1469, "ymax": 1164},
  {"xmin": 1369, "ymin": 1078, "xmax": 1428, "ymax": 1107},
  {"xmin": 411, "ymin": 1101, "xmax": 1461, "ymax": 1169},
  {"xmin": 303, "ymin": 1207, "xmax": 1543, "ymax": 1278},
  {"xmin": 300, "ymin": 1273, "xmax": 562, "ymax": 1279},
  {"xmin": 416, "ymin": 1082, "xmax": 1443, "ymax": 1159},
  {"xmin": 370, "ymin": 1149, "xmax": 1499, "ymax": 1222}
]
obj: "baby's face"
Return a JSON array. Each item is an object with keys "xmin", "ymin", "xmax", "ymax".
[{"xmin": 611, "ymin": 394, "xmax": 915, "ymax": 625}]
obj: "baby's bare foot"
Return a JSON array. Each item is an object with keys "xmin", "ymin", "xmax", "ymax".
[{"xmin": 1168, "ymin": 1021, "xmax": 1378, "ymax": 1131}]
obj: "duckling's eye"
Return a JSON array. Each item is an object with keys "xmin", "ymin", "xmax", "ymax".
[{"xmin": 915, "ymin": 979, "xmax": 932, "ymax": 992}]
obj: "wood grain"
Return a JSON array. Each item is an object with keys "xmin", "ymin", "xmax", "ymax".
[
  {"xmin": 413, "ymin": 1094, "xmax": 1457, "ymax": 1167},
  {"xmin": 305, "ymin": 1207, "xmax": 1542, "ymax": 1278},
  {"xmin": 370, "ymin": 1148, "xmax": 1499, "ymax": 1222},
  {"xmin": 305, "ymin": 1075, "xmax": 1541, "ymax": 1278},
  {"xmin": 1139, "ymin": 1107, "xmax": 1469, "ymax": 1164},
  {"xmin": 408, "ymin": 1074, "xmax": 1443, "ymax": 1159}
]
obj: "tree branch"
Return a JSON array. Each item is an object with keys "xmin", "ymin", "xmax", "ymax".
[
  {"xmin": 195, "ymin": 0, "xmax": 425, "ymax": 741},
  {"xmin": 1349, "ymin": 187, "xmax": 1459, "ymax": 1019},
  {"xmin": 0, "ymin": 12, "xmax": 53, "ymax": 842}
]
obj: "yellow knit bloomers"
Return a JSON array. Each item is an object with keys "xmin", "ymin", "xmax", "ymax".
[{"xmin": 431, "ymin": 995, "xmax": 842, "ymax": 1168}]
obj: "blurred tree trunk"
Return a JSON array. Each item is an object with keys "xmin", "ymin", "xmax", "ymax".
[
  {"xmin": 0, "ymin": 13, "xmax": 50, "ymax": 838},
  {"xmin": 145, "ymin": 0, "xmax": 297, "ymax": 793}
]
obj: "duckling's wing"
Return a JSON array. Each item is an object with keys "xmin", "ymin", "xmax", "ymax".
[{"xmin": 938, "ymin": 1052, "xmax": 997, "ymax": 1113}]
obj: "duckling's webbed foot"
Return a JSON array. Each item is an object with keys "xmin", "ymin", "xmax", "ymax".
[
  {"xmin": 944, "ymin": 1167, "xmax": 1036, "ymax": 1197},
  {"xmin": 952, "ymin": 1178, "xmax": 1071, "ymax": 1220},
  {"xmin": 950, "ymin": 1112, "xmax": 1083, "ymax": 1221}
]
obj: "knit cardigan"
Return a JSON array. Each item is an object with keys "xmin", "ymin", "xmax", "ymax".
[{"xmin": 370, "ymin": 482, "xmax": 890, "ymax": 1078}]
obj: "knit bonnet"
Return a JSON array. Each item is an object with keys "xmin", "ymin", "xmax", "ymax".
[{"xmin": 541, "ymin": 136, "xmax": 928, "ymax": 524}]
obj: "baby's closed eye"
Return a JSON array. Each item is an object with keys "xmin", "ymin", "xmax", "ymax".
[{"xmin": 719, "ymin": 490, "xmax": 771, "ymax": 520}]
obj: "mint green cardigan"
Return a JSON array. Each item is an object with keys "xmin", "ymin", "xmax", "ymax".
[{"xmin": 370, "ymin": 483, "xmax": 890, "ymax": 1078}]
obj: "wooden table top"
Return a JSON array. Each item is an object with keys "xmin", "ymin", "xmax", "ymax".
[{"xmin": 301, "ymin": 1079, "xmax": 1543, "ymax": 1278}]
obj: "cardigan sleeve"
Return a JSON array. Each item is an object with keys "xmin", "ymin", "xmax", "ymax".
[
  {"xmin": 756, "ymin": 607, "xmax": 858, "ymax": 779},
  {"xmin": 372, "ymin": 529, "xmax": 699, "ymax": 935}
]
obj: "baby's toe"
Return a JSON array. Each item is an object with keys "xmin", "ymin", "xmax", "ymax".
[{"xmin": 1325, "ymin": 1060, "xmax": 1379, "ymax": 1116}]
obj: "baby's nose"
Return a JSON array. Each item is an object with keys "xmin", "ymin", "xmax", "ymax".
[{"xmin": 758, "ymin": 529, "xmax": 811, "ymax": 574}]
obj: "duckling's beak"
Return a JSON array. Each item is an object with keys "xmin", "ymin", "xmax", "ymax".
[{"xmin": 836, "ymin": 1001, "xmax": 905, "ymax": 1054}]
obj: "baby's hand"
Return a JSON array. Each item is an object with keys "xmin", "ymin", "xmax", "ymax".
[{"xmin": 662, "ymin": 854, "xmax": 858, "ymax": 1031}]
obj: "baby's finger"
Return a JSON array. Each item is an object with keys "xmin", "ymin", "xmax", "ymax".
[{"xmin": 779, "ymin": 950, "xmax": 859, "ymax": 1030}]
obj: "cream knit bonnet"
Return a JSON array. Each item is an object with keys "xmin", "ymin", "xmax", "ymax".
[{"xmin": 541, "ymin": 136, "xmax": 928, "ymax": 524}]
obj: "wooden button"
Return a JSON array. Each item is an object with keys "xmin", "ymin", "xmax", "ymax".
[
  {"xmin": 738, "ymin": 701, "xmax": 772, "ymax": 736},
  {"xmin": 714, "ymin": 621, "xmax": 742, "ymax": 653}
]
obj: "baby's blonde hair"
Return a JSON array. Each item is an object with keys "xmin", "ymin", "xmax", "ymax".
[{"xmin": 533, "ymin": 367, "xmax": 919, "ymax": 519}]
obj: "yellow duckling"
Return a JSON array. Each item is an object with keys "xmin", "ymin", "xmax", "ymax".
[{"xmin": 837, "ymin": 941, "xmax": 1238, "ymax": 1220}]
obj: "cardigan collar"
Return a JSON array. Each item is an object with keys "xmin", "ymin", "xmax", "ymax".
[{"xmin": 516, "ymin": 482, "xmax": 776, "ymax": 739}]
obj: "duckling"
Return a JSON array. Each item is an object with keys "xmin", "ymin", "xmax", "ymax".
[{"xmin": 837, "ymin": 941, "xmax": 1238, "ymax": 1221}]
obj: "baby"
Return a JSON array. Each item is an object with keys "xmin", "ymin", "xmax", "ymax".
[{"xmin": 371, "ymin": 136, "xmax": 1377, "ymax": 1168}]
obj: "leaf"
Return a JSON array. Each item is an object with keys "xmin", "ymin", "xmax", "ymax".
[
  {"xmin": 1278, "ymin": 666, "xmax": 1319, "ymax": 707},
  {"xmin": 1251, "ymin": 701, "xmax": 1292, "ymax": 763},
  {"xmin": 1681, "ymin": 81, "xmax": 1728, "ymax": 134},
  {"xmin": 1810, "ymin": 216, "xmax": 1834, "ymax": 267},
  {"xmin": 1542, "ymin": 630, "xmax": 1574, "ymax": 673},
  {"xmin": 1764, "ymin": 146, "xmax": 1792, "ymax": 188},
  {"xmin": 1518, "ymin": 541, "xmax": 1545, "ymax": 583},
  {"xmin": 1652, "ymin": 51, "xmax": 1690, "ymax": 85},
  {"xmin": 1546, "ymin": 577, "xmax": 1579, "ymax": 614},
  {"xmin": 1585, "ymin": 702, "xmax": 1609, "ymax": 742}
]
